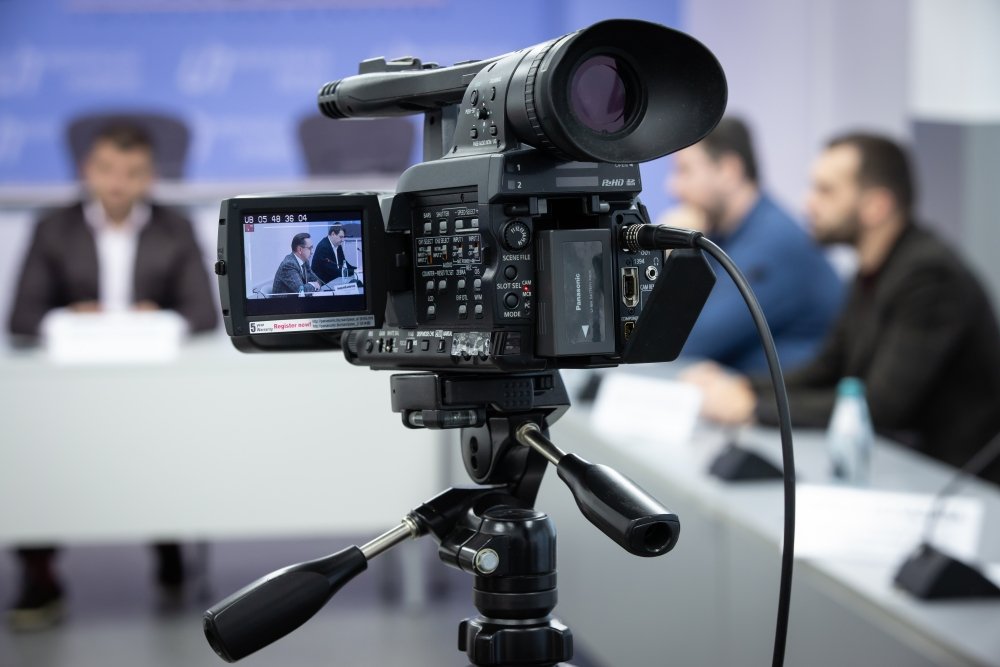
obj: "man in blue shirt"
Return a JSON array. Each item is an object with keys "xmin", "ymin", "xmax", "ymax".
[{"xmin": 666, "ymin": 117, "xmax": 844, "ymax": 372}]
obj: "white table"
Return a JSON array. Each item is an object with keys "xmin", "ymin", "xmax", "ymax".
[
  {"xmin": 0, "ymin": 334, "xmax": 446, "ymax": 544},
  {"xmin": 533, "ymin": 369, "xmax": 1000, "ymax": 667}
]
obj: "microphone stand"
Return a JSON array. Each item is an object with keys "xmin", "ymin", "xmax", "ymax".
[
  {"xmin": 707, "ymin": 424, "xmax": 783, "ymax": 481},
  {"xmin": 894, "ymin": 431, "xmax": 1000, "ymax": 599}
]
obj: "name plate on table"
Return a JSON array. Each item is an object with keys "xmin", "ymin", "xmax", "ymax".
[
  {"xmin": 795, "ymin": 485, "xmax": 984, "ymax": 564},
  {"xmin": 41, "ymin": 310, "xmax": 185, "ymax": 365},
  {"xmin": 591, "ymin": 372, "xmax": 702, "ymax": 444},
  {"xmin": 332, "ymin": 281, "xmax": 360, "ymax": 295}
]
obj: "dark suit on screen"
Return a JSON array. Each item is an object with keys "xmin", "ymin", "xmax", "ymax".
[
  {"xmin": 311, "ymin": 235, "xmax": 356, "ymax": 284},
  {"xmin": 272, "ymin": 253, "xmax": 321, "ymax": 295},
  {"xmin": 8, "ymin": 201, "xmax": 218, "ymax": 337}
]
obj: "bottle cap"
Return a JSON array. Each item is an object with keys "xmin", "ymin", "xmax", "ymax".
[{"xmin": 836, "ymin": 376, "xmax": 865, "ymax": 397}]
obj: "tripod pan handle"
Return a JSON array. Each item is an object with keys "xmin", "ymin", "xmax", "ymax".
[
  {"xmin": 557, "ymin": 453, "xmax": 679, "ymax": 557},
  {"xmin": 203, "ymin": 546, "xmax": 367, "ymax": 662}
]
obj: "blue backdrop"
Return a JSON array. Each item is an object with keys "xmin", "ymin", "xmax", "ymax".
[{"xmin": 0, "ymin": 0, "xmax": 682, "ymax": 214}]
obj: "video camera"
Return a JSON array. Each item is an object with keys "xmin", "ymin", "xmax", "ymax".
[
  {"xmin": 214, "ymin": 18, "xmax": 727, "ymax": 373},
  {"xmin": 200, "ymin": 20, "xmax": 782, "ymax": 667}
]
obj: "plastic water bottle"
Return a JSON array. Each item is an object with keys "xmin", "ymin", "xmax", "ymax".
[
  {"xmin": 341, "ymin": 262, "xmax": 348, "ymax": 280},
  {"xmin": 298, "ymin": 284, "xmax": 305, "ymax": 297},
  {"xmin": 826, "ymin": 377, "xmax": 874, "ymax": 484}
]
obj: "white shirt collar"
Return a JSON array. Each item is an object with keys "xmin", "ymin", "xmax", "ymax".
[
  {"xmin": 82, "ymin": 199, "xmax": 152, "ymax": 312},
  {"xmin": 83, "ymin": 199, "xmax": 152, "ymax": 234}
]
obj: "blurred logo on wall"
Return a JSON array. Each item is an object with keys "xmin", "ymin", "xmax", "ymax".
[
  {"xmin": 67, "ymin": 0, "xmax": 444, "ymax": 11},
  {"xmin": 0, "ymin": 116, "xmax": 58, "ymax": 167},
  {"xmin": 177, "ymin": 44, "xmax": 332, "ymax": 96},
  {"xmin": 0, "ymin": 46, "xmax": 141, "ymax": 97}
]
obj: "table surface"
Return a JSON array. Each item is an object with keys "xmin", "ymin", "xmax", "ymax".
[
  {"xmin": 547, "ymin": 368, "xmax": 1000, "ymax": 667},
  {"xmin": 0, "ymin": 333, "xmax": 447, "ymax": 543}
]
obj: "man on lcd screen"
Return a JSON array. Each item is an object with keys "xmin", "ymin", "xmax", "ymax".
[
  {"xmin": 272, "ymin": 232, "xmax": 322, "ymax": 295},
  {"xmin": 312, "ymin": 224, "xmax": 356, "ymax": 284}
]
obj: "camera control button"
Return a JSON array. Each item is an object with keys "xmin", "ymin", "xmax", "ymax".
[
  {"xmin": 438, "ymin": 279, "xmax": 447, "ymax": 292},
  {"xmin": 470, "ymin": 128, "xmax": 478, "ymax": 139},
  {"xmin": 427, "ymin": 305, "xmax": 436, "ymax": 319},
  {"xmin": 474, "ymin": 278, "xmax": 482, "ymax": 290},
  {"xmin": 457, "ymin": 278, "xmax": 466, "ymax": 290},
  {"xmin": 405, "ymin": 339, "xmax": 414, "ymax": 352},
  {"xmin": 458, "ymin": 304, "xmax": 468, "ymax": 318},
  {"xmin": 490, "ymin": 86, "xmax": 496, "ymax": 101},
  {"xmin": 423, "ymin": 222, "xmax": 432, "ymax": 234},
  {"xmin": 502, "ymin": 220, "xmax": 531, "ymax": 251},
  {"xmin": 471, "ymin": 218, "xmax": 479, "ymax": 228},
  {"xmin": 504, "ymin": 292, "xmax": 519, "ymax": 309},
  {"xmin": 474, "ymin": 304, "xmax": 484, "ymax": 318},
  {"xmin": 437, "ymin": 340, "xmax": 447, "ymax": 352},
  {"xmin": 470, "ymin": 89, "xmax": 479, "ymax": 105},
  {"xmin": 365, "ymin": 339, "xmax": 374, "ymax": 353},
  {"xmin": 420, "ymin": 339, "xmax": 430, "ymax": 352},
  {"xmin": 439, "ymin": 220, "xmax": 448, "ymax": 233},
  {"xmin": 426, "ymin": 280, "xmax": 434, "ymax": 292},
  {"xmin": 504, "ymin": 265, "xmax": 518, "ymax": 280},
  {"xmin": 489, "ymin": 124, "xmax": 498, "ymax": 136}
]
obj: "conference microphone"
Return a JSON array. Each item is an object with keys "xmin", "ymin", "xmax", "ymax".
[{"xmin": 894, "ymin": 431, "xmax": 1000, "ymax": 599}]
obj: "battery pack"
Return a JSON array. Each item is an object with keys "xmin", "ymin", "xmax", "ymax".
[{"xmin": 536, "ymin": 229, "xmax": 615, "ymax": 357}]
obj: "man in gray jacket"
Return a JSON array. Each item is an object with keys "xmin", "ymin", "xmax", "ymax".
[{"xmin": 271, "ymin": 232, "xmax": 322, "ymax": 295}]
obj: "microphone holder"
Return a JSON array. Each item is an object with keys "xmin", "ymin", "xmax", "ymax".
[
  {"xmin": 895, "ymin": 430, "xmax": 1000, "ymax": 600},
  {"xmin": 894, "ymin": 543, "xmax": 1000, "ymax": 600},
  {"xmin": 204, "ymin": 370, "xmax": 679, "ymax": 666}
]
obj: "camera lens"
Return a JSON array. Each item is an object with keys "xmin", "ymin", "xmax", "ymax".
[
  {"xmin": 506, "ymin": 19, "xmax": 727, "ymax": 163},
  {"xmin": 569, "ymin": 55, "xmax": 634, "ymax": 134}
]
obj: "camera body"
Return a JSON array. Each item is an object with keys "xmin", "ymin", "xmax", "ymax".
[{"xmin": 214, "ymin": 18, "xmax": 727, "ymax": 372}]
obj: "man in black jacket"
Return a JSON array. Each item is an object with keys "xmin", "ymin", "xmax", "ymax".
[
  {"xmin": 685, "ymin": 133, "xmax": 1000, "ymax": 483},
  {"xmin": 311, "ymin": 224, "xmax": 356, "ymax": 284},
  {"xmin": 6, "ymin": 122, "xmax": 217, "ymax": 629},
  {"xmin": 9, "ymin": 128, "xmax": 216, "ymax": 336}
]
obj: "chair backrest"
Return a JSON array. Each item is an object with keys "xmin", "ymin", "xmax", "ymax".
[
  {"xmin": 66, "ymin": 111, "xmax": 191, "ymax": 180},
  {"xmin": 298, "ymin": 114, "xmax": 416, "ymax": 176}
]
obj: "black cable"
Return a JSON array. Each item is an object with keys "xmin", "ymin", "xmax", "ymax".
[
  {"xmin": 624, "ymin": 224, "xmax": 795, "ymax": 667},
  {"xmin": 695, "ymin": 235, "xmax": 795, "ymax": 667}
]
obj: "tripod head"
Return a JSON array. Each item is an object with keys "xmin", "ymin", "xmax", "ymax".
[{"xmin": 203, "ymin": 370, "xmax": 678, "ymax": 665}]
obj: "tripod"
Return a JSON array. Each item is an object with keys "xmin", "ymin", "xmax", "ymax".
[{"xmin": 204, "ymin": 370, "xmax": 678, "ymax": 666}]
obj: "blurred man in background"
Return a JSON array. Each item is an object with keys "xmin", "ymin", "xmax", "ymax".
[
  {"xmin": 6, "ymin": 122, "xmax": 217, "ymax": 629},
  {"xmin": 685, "ymin": 133, "xmax": 1000, "ymax": 482},
  {"xmin": 665, "ymin": 117, "xmax": 844, "ymax": 373}
]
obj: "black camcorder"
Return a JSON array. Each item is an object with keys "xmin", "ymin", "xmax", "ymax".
[
  {"xmin": 214, "ymin": 18, "xmax": 727, "ymax": 373},
  {"xmin": 202, "ymin": 21, "xmax": 760, "ymax": 666}
]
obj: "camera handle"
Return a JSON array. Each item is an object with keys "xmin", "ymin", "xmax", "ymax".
[{"xmin": 204, "ymin": 371, "xmax": 678, "ymax": 665}]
